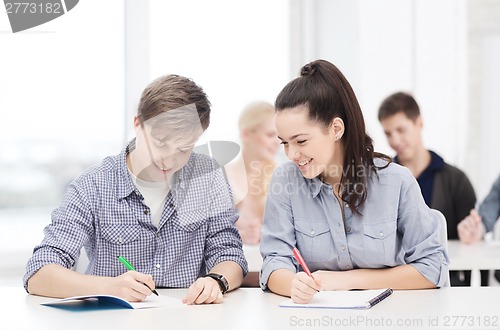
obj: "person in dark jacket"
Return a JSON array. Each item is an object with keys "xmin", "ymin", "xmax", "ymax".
[{"xmin": 378, "ymin": 92, "xmax": 486, "ymax": 286}]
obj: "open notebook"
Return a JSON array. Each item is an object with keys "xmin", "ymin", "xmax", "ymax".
[
  {"xmin": 42, "ymin": 294, "xmax": 183, "ymax": 309},
  {"xmin": 280, "ymin": 288, "xmax": 393, "ymax": 309}
]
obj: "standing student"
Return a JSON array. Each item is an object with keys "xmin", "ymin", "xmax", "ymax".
[
  {"xmin": 378, "ymin": 92, "xmax": 481, "ymax": 286},
  {"xmin": 260, "ymin": 59, "xmax": 448, "ymax": 304},
  {"xmin": 23, "ymin": 74, "xmax": 247, "ymax": 304}
]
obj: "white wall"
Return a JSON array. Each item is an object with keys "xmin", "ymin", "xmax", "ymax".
[
  {"xmin": 124, "ymin": 0, "xmax": 150, "ymax": 140},
  {"xmin": 358, "ymin": 0, "xmax": 416, "ymax": 156},
  {"xmin": 148, "ymin": 0, "xmax": 290, "ymax": 145},
  {"xmin": 289, "ymin": 0, "xmax": 499, "ymax": 199},
  {"xmin": 476, "ymin": 35, "xmax": 500, "ymax": 199},
  {"xmin": 414, "ymin": 0, "xmax": 468, "ymax": 168},
  {"xmin": 467, "ymin": 0, "xmax": 500, "ymax": 200},
  {"xmin": 129, "ymin": 0, "xmax": 500, "ymax": 198}
]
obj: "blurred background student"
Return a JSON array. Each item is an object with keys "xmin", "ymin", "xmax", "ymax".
[
  {"xmin": 458, "ymin": 174, "xmax": 500, "ymax": 243},
  {"xmin": 225, "ymin": 101, "xmax": 280, "ymax": 245},
  {"xmin": 225, "ymin": 101, "xmax": 280, "ymax": 287},
  {"xmin": 458, "ymin": 174, "xmax": 500, "ymax": 283},
  {"xmin": 377, "ymin": 92, "xmax": 488, "ymax": 286}
]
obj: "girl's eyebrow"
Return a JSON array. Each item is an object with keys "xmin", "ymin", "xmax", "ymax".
[{"xmin": 278, "ymin": 133, "xmax": 309, "ymax": 141}]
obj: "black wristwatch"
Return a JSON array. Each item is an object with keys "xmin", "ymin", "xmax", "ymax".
[{"xmin": 204, "ymin": 273, "xmax": 229, "ymax": 294}]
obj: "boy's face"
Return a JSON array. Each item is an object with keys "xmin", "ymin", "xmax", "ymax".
[
  {"xmin": 132, "ymin": 118, "xmax": 201, "ymax": 182},
  {"xmin": 380, "ymin": 112, "xmax": 423, "ymax": 163}
]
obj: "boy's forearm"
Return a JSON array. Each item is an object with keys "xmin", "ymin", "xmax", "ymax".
[
  {"xmin": 27, "ymin": 264, "xmax": 109, "ymax": 298},
  {"xmin": 209, "ymin": 261, "xmax": 244, "ymax": 292}
]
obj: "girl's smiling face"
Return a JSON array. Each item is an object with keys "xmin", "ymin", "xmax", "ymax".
[{"xmin": 275, "ymin": 105, "xmax": 343, "ymax": 181}]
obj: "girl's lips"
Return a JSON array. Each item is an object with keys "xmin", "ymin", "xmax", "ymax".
[{"xmin": 297, "ymin": 158, "xmax": 313, "ymax": 170}]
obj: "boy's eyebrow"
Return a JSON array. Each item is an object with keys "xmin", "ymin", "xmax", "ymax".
[{"xmin": 153, "ymin": 134, "xmax": 198, "ymax": 144}]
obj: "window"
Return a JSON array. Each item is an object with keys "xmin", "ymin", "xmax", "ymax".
[{"xmin": 0, "ymin": 0, "xmax": 125, "ymax": 285}]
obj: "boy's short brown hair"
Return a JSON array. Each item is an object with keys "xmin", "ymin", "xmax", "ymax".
[
  {"xmin": 137, "ymin": 74, "xmax": 211, "ymax": 130},
  {"xmin": 378, "ymin": 92, "xmax": 420, "ymax": 122}
]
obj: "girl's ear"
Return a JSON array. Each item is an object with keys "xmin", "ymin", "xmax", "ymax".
[{"xmin": 331, "ymin": 117, "xmax": 345, "ymax": 141}]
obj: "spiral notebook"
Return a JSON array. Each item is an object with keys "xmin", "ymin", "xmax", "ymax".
[{"xmin": 279, "ymin": 288, "xmax": 393, "ymax": 309}]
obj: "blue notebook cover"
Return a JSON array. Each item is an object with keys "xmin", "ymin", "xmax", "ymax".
[{"xmin": 42, "ymin": 294, "xmax": 182, "ymax": 310}]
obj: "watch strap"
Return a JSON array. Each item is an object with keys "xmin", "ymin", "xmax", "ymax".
[{"xmin": 204, "ymin": 273, "xmax": 229, "ymax": 294}]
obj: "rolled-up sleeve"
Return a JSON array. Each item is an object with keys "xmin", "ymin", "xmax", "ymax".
[
  {"xmin": 23, "ymin": 180, "xmax": 93, "ymax": 292},
  {"xmin": 479, "ymin": 175, "xmax": 500, "ymax": 233},
  {"xmin": 397, "ymin": 176, "xmax": 449, "ymax": 287},
  {"xmin": 203, "ymin": 162, "xmax": 248, "ymax": 276},
  {"xmin": 259, "ymin": 166, "xmax": 299, "ymax": 290}
]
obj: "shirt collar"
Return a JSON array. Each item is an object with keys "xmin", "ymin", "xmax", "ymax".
[
  {"xmin": 307, "ymin": 176, "xmax": 328, "ymax": 198},
  {"xmin": 394, "ymin": 150, "xmax": 444, "ymax": 172},
  {"xmin": 116, "ymin": 139, "xmax": 138, "ymax": 200},
  {"xmin": 427, "ymin": 150, "xmax": 445, "ymax": 172},
  {"xmin": 116, "ymin": 139, "xmax": 190, "ymax": 200}
]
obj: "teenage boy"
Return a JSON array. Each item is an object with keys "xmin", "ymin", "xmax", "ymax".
[
  {"xmin": 378, "ymin": 92, "xmax": 481, "ymax": 286},
  {"xmin": 24, "ymin": 75, "xmax": 248, "ymax": 304}
]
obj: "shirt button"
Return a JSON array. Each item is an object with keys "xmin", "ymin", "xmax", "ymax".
[
  {"xmin": 342, "ymin": 245, "xmax": 346, "ymax": 251},
  {"xmin": 345, "ymin": 203, "xmax": 349, "ymax": 208},
  {"xmin": 144, "ymin": 210, "xmax": 149, "ymax": 215},
  {"xmin": 310, "ymin": 230, "xmax": 315, "ymax": 235},
  {"xmin": 118, "ymin": 237, "xmax": 124, "ymax": 244},
  {"xmin": 169, "ymin": 203, "xmax": 174, "ymax": 208},
  {"xmin": 155, "ymin": 264, "xmax": 161, "ymax": 269},
  {"xmin": 379, "ymin": 231, "xmax": 384, "ymax": 237},
  {"xmin": 346, "ymin": 227, "xmax": 351, "ymax": 233}
]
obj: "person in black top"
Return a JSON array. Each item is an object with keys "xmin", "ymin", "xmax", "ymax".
[{"xmin": 378, "ymin": 92, "xmax": 486, "ymax": 286}]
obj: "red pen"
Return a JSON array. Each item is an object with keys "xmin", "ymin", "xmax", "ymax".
[{"xmin": 292, "ymin": 247, "xmax": 320, "ymax": 288}]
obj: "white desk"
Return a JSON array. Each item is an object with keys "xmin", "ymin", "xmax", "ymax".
[
  {"xmin": 447, "ymin": 240, "xmax": 500, "ymax": 286},
  {"xmin": 447, "ymin": 240, "xmax": 500, "ymax": 270},
  {"xmin": 2, "ymin": 287, "xmax": 500, "ymax": 330}
]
